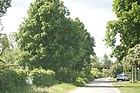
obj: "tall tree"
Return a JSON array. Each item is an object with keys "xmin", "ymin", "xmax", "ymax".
[
  {"xmin": 123, "ymin": 44, "xmax": 140, "ymax": 71},
  {"xmin": 91, "ymin": 56, "xmax": 103, "ymax": 67},
  {"xmin": 102, "ymin": 53, "xmax": 112, "ymax": 68},
  {"xmin": 0, "ymin": 34, "xmax": 10, "ymax": 56},
  {"xmin": 123, "ymin": 44, "xmax": 140, "ymax": 82},
  {"xmin": 0, "ymin": 32, "xmax": 20, "ymax": 64},
  {"xmin": 17, "ymin": 0, "xmax": 95, "ymax": 82},
  {"xmin": 0, "ymin": 0, "xmax": 11, "ymax": 31},
  {"xmin": 105, "ymin": 0, "xmax": 140, "ymax": 61},
  {"xmin": 0, "ymin": 0, "xmax": 11, "ymax": 57}
]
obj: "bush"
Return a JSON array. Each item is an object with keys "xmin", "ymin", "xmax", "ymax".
[
  {"xmin": 0, "ymin": 68, "xmax": 27, "ymax": 93},
  {"xmin": 56, "ymin": 67, "xmax": 76, "ymax": 83},
  {"xmin": 90, "ymin": 68, "xmax": 102, "ymax": 79},
  {"xmin": 102, "ymin": 68, "xmax": 109, "ymax": 78},
  {"xmin": 0, "ymin": 69, "xmax": 26, "ymax": 93},
  {"xmin": 15, "ymin": 68, "xmax": 27, "ymax": 85},
  {"xmin": 75, "ymin": 77, "xmax": 86, "ymax": 86},
  {"xmin": 0, "ymin": 69, "xmax": 17, "ymax": 92},
  {"xmin": 30, "ymin": 68, "xmax": 57, "ymax": 87}
]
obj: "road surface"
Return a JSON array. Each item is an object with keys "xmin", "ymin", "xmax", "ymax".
[{"xmin": 69, "ymin": 78, "xmax": 121, "ymax": 93}]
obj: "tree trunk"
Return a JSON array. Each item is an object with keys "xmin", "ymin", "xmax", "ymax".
[
  {"xmin": 132, "ymin": 66, "xmax": 134, "ymax": 83},
  {"xmin": 134, "ymin": 65, "xmax": 137, "ymax": 81}
]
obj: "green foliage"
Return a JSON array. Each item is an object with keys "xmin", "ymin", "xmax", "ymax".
[
  {"xmin": 90, "ymin": 68, "xmax": 102, "ymax": 79},
  {"xmin": 0, "ymin": 0, "xmax": 11, "ymax": 32},
  {"xmin": 102, "ymin": 68, "xmax": 109, "ymax": 77},
  {"xmin": 123, "ymin": 44, "xmax": 140, "ymax": 71},
  {"xmin": 91, "ymin": 56, "xmax": 103, "ymax": 67},
  {"xmin": 109, "ymin": 62, "xmax": 123, "ymax": 77},
  {"xmin": 56, "ymin": 67, "xmax": 77, "ymax": 83},
  {"xmin": 0, "ymin": 59, "xmax": 6, "ymax": 69},
  {"xmin": 102, "ymin": 53, "xmax": 112, "ymax": 68},
  {"xmin": 48, "ymin": 83, "xmax": 77, "ymax": 93},
  {"xmin": 105, "ymin": 0, "xmax": 140, "ymax": 61},
  {"xmin": 1, "ymin": 48, "xmax": 20, "ymax": 64},
  {"xmin": 0, "ymin": 0, "xmax": 11, "ymax": 17},
  {"xmin": 114, "ymin": 82, "xmax": 140, "ymax": 93},
  {"xmin": 30, "ymin": 68, "xmax": 57, "ymax": 87},
  {"xmin": 74, "ymin": 69, "xmax": 92, "ymax": 86},
  {"xmin": 3, "ymin": 85, "xmax": 49, "ymax": 93},
  {"xmin": 0, "ymin": 68, "xmax": 27, "ymax": 93},
  {"xmin": 0, "ymin": 0, "xmax": 11, "ymax": 52},
  {"xmin": 75, "ymin": 77, "xmax": 86, "ymax": 86},
  {"xmin": 0, "ymin": 34, "xmax": 21, "ymax": 66},
  {"xmin": 0, "ymin": 34, "xmax": 11, "ymax": 69},
  {"xmin": 15, "ymin": 68, "xmax": 27, "ymax": 86},
  {"xmin": 0, "ymin": 34, "xmax": 10, "ymax": 56},
  {"xmin": 17, "ymin": 0, "xmax": 95, "ymax": 83},
  {"xmin": 3, "ymin": 83, "xmax": 76, "ymax": 93}
]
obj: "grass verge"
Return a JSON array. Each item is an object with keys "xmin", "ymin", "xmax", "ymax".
[
  {"xmin": 113, "ymin": 82, "xmax": 140, "ymax": 93},
  {"xmin": 8, "ymin": 85, "xmax": 48, "ymax": 93},
  {"xmin": 7, "ymin": 83, "xmax": 77, "ymax": 93},
  {"xmin": 48, "ymin": 83, "xmax": 77, "ymax": 93}
]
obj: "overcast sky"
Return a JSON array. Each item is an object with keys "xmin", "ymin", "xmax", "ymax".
[{"xmin": 1, "ymin": 0, "xmax": 117, "ymax": 60}]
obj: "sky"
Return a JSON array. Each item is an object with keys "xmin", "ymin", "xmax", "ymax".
[{"xmin": 1, "ymin": 0, "xmax": 117, "ymax": 60}]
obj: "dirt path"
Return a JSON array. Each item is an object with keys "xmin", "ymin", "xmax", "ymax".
[{"xmin": 69, "ymin": 78, "xmax": 121, "ymax": 93}]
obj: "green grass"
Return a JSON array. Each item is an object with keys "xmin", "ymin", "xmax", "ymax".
[
  {"xmin": 8, "ymin": 85, "xmax": 49, "ymax": 93},
  {"xmin": 7, "ymin": 83, "xmax": 77, "ymax": 93},
  {"xmin": 48, "ymin": 83, "xmax": 77, "ymax": 93},
  {"xmin": 113, "ymin": 82, "xmax": 140, "ymax": 93}
]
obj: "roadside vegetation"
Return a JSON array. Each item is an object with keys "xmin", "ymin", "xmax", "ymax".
[
  {"xmin": 3, "ymin": 83, "xmax": 77, "ymax": 93},
  {"xmin": 0, "ymin": 0, "xmax": 98, "ymax": 93},
  {"xmin": 48, "ymin": 83, "xmax": 77, "ymax": 93},
  {"xmin": 113, "ymin": 82, "xmax": 140, "ymax": 93},
  {"xmin": 0, "ymin": 0, "xmax": 140, "ymax": 93}
]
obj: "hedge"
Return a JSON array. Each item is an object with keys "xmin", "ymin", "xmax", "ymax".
[
  {"xmin": 30, "ymin": 68, "xmax": 57, "ymax": 87},
  {"xmin": 0, "ymin": 68, "xmax": 27, "ymax": 93}
]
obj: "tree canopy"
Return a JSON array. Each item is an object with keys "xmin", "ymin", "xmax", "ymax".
[
  {"xmin": 0, "ymin": 0, "xmax": 11, "ymax": 17},
  {"xmin": 105, "ymin": 0, "xmax": 140, "ymax": 61},
  {"xmin": 0, "ymin": 0, "xmax": 11, "ymax": 56},
  {"xmin": 17, "ymin": 0, "xmax": 95, "ymax": 82},
  {"xmin": 102, "ymin": 53, "xmax": 112, "ymax": 68},
  {"xmin": 0, "ymin": 0, "xmax": 11, "ymax": 31},
  {"xmin": 123, "ymin": 44, "xmax": 140, "ymax": 71},
  {"xmin": 0, "ymin": 34, "xmax": 10, "ymax": 56}
]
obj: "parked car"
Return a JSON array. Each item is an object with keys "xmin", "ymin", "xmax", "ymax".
[{"xmin": 116, "ymin": 74, "xmax": 130, "ymax": 81}]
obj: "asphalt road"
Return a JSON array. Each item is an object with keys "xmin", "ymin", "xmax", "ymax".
[{"xmin": 69, "ymin": 78, "xmax": 121, "ymax": 93}]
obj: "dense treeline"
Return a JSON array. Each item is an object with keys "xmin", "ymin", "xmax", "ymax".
[
  {"xmin": 0, "ymin": 0, "xmax": 97, "ymax": 92},
  {"xmin": 105, "ymin": 0, "xmax": 140, "ymax": 82},
  {"xmin": 105, "ymin": 0, "xmax": 140, "ymax": 61}
]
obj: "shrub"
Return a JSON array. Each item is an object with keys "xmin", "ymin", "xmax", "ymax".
[
  {"xmin": 30, "ymin": 68, "xmax": 57, "ymax": 87},
  {"xmin": 102, "ymin": 68, "xmax": 109, "ymax": 78},
  {"xmin": 0, "ymin": 68, "xmax": 27, "ymax": 93},
  {"xmin": 75, "ymin": 77, "xmax": 86, "ymax": 86},
  {"xmin": 73, "ymin": 71, "xmax": 92, "ymax": 86},
  {"xmin": 0, "ymin": 69, "xmax": 21, "ymax": 92},
  {"xmin": 15, "ymin": 68, "xmax": 27, "ymax": 85},
  {"xmin": 90, "ymin": 68, "xmax": 102, "ymax": 79},
  {"xmin": 109, "ymin": 62, "xmax": 123, "ymax": 77}
]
